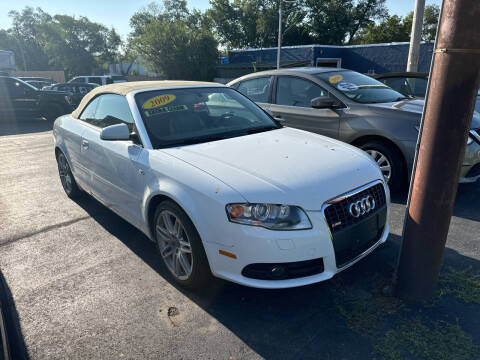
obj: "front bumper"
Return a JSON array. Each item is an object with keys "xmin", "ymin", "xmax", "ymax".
[{"xmin": 204, "ymin": 181, "xmax": 390, "ymax": 289}]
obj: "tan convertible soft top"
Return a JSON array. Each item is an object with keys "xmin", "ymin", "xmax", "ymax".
[{"xmin": 71, "ymin": 80, "xmax": 221, "ymax": 119}]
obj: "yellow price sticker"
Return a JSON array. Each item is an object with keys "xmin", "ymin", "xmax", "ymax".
[
  {"xmin": 329, "ymin": 75, "xmax": 343, "ymax": 84},
  {"xmin": 143, "ymin": 94, "xmax": 176, "ymax": 109}
]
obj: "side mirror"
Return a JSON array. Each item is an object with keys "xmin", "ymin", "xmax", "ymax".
[
  {"xmin": 311, "ymin": 96, "xmax": 336, "ymax": 109},
  {"xmin": 100, "ymin": 123, "xmax": 130, "ymax": 141},
  {"xmin": 264, "ymin": 108, "xmax": 285, "ymax": 122}
]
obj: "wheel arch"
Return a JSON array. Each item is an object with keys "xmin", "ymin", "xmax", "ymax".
[
  {"xmin": 144, "ymin": 189, "xmax": 203, "ymax": 243},
  {"xmin": 350, "ymin": 134, "xmax": 408, "ymax": 183}
]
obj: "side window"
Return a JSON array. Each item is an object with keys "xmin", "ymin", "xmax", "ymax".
[
  {"xmin": 91, "ymin": 94, "xmax": 134, "ymax": 130},
  {"xmin": 406, "ymin": 77, "xmax": 428, "ymax": 97},
  {"xmin": 88, "ymin": 77, "xmax": 102, "ymax": 86},
  {"xmin": 79, "ymin": 97, "xmax": 100, "ymax": 122},
  {"xmin": 380, "ymin": 77, "xmax": 411, "ymax": 96},
  {"xmin": 276, "ymin": 76, "xmax": 328, "ymax": 108},
  {"xmin": 237, "ymin": 77, "xmax": 272, "ymax": 103}
]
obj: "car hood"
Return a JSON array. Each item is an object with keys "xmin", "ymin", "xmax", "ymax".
[
  {"xmin": 368, "ymin": 99, "xmax": 480, "ymax": 128},
  {"xmin": 161, "ymin": 127, "xmax": 383, "ymax": 210}
]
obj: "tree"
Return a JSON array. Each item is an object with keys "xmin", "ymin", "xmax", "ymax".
[
  {"xmin": 355, "ymin": 4, "xmax": 440, "ymax": 45},
  {"xmin": 129, "ymin": 0, "xmax": 218, "ymax": 80},
  {"xmin": 403, "ymin": 5, "xmax": 440, "ymax": 42},
  {"xmin": 208, "ymin": 0, "xmax": 311, "ymax": 49},
  {"xmin": 304, "ymin": 0, "xmax": 388, "ymax": 45},
  {"xmin": 354, "ymin": 15, "xmax": 410, "ymax": 44},
  {"xmin": 0, "ymin": 7, "xmax": 122, "ymax": 77}
]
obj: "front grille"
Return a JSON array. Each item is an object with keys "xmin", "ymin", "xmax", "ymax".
[
  {"xmin": 242, "ymin": 258, "xmax": 324, "ymax": 280},
  {"xmin": 465, "ymin": 163, "xmax": 480, "ymax": 178},
  {"xmin": 324, "ymin": 183, "xmax": 386, "ymax": 233}
]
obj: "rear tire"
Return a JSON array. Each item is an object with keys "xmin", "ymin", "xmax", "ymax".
[
  {"xmin": 360, "ymin": 141, "xmax": 406, "ymax": 192},
  {"xmin": 56, "ymin": 151, "xmax": 82, "ymax": 199},
  {"xmin": 154, "ymin": 200, "xmax": 213, "ymax": 290}
]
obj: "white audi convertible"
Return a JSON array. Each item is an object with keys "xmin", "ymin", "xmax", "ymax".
[{"xmin": 53, "ymin": 81, "xmax": 390, "ymax": 289}]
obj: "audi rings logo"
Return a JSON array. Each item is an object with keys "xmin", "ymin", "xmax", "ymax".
[{"xmin": 348, "ymin": 196, "xmax": 376, "ymax": 218}]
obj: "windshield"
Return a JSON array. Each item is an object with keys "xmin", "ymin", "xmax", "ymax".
[
  {"xmin": 135, "ymin": 87, "xmax": 280, "ymax": 149},
  {"xmin": 316, "ymin": 71, "xmax": 407, "ymax": 104}
]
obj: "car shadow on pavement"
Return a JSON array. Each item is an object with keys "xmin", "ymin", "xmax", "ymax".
[
  {"xmin": 73, "ymin": 195, "xmax": 480, "ymax": 360},
  {"xmin": 0, "ymin": 118, "xmax": 53, "ymax": 136},
  {"xmin": 0, "ymin": 270, "xmax": 29, "ymax": 359}
]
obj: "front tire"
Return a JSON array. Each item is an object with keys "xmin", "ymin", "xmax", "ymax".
[
  {"xmin": 360, "ymin": 141, "xmax": 406, "ymax": 192},
  {"xmin": 154, "ymin": 201, "xmax": 212, "ymax": 289},
  {"xmin": 56, "ymin": 151, "xmax": 82, "ymax": 198}
]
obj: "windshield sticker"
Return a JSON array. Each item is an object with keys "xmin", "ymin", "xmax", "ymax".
[
  {"xmin": 143, "ymin": 94, "xmax": 176, "ymax": 109},
  {"xmin": 144, "ymin": 104, "xmax": 188, "ymax": 117},
  {"xmin": 336, "ymin": 81, "xmax": 359, "ymax": 92},
  {"xmin": 329, "ymin": 75, "xmax": 343, "ymax": 84}
]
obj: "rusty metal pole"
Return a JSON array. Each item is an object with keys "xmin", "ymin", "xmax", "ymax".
[{"xmin": 395, "ymin": 0, "xmax": 480, "ymax": 301}]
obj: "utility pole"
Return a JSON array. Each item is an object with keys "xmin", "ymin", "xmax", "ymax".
[
  {"xmin": 395, "ymin": 0, "xmax": 480, "ymax": 301},
  {"xmin": 407, "ymin": 0, "xmax": 426, "ymax": 72},
  {"xmin": 277, "ymin": 0, "xmax": 283, "ymax": 69}
]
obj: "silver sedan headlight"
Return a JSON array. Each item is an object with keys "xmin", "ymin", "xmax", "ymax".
[{"xmin": 226, "ymin": 203, "xmax": 312, "ymax": 230}]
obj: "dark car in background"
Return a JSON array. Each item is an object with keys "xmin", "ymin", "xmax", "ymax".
[
  {"xmin": 18, "ymin": 77, "xmax": 55, "ymax": 85},
  {"xmin": 43, "ymin": 82, "xmax": 98, "ymax": 107},
  {"xmin": 68, "ymin": 75, "xmax": 126, "ymax": 86},
  {"xmin": 0, "ymin": 76, "xmax": 74, "ymax": 121},
  {"xmin": 228, "ymin": 68, "xmax": 480, "ymax": 190},
  {"xmin": 25, "ymin": 80, "xmax": 53, "ymax": 90},
  {"xmin": 373, "ymin": 72, "xmax": 480, "ymax": 113}
]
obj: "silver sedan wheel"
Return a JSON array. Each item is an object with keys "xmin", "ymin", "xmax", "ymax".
[
  {"xmin": 156, "ymin": 210, "xmax": 193, "ymax": 280},
  {"xmin": 366, "ymin": 149, "xmax": 392, "ymax": 183},
  {"xmin": 57, "ymin": 153, "xmax": 73, "ymax": 194}
]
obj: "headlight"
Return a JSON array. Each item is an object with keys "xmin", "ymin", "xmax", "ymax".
[{"xmin": 226, "ymin": 203, "xmax": 312, "ymax": 230}]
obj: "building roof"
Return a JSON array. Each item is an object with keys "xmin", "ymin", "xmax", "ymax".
[{"xmin": 71, "ymin": 80, "xmax": 221, "ymax": 118}]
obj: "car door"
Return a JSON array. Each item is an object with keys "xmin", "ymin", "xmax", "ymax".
[
  {"xmin": 0, "ymin": 78, "xmax": 14, "ymax": 118},
  {"xmin": 3, "ymin": 78, "xmax": 40, "ymax": 118},
  {"xmin": 236, "ymin": 76, "xmax": 273, "ymax": 111},
  {"xmin": 269, "ymin": 75, "xmax": 341, "ymax": 139},
  {"xmin": 71, "ymin": 96, "xmax": 101, "ymax": 189},
  {"xmin": 80, "ymin": 94, "xmax": 147, "ymax": 227}
]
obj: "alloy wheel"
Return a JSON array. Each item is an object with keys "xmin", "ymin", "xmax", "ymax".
[
  {"xmin": 366, "ymin": 149, "xmax": 392, "ymax": 183},
  {"xmin": 156, "ymin": 210, "xmax": 193, "ymax": 280},
  {"xmin": 57, "ymin": 153, "xmax": 73, "ymax": 194}
]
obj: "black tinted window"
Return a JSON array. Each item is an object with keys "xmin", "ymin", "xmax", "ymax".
[
  {"xmin": 135, "ymin": 87, "xmax": 280, "ymax": 149},
  {"xmin": 90, "ymin": 94, "xmax": 134, "ymax": 129},
  {"xmin": 88, "ymin": 77, "xmax": 102, "ymax": 85},
  {"xmin": 70, "ymin": 77, "xmax": 84, "ymax": 83},
  {"xmin": 379, "ymin": 77, "xmax": 410, "ymax": 96},
  {"xmin": 406, "ymin": 78, "xmax": 428, "ymax": 97},
  {"xmin": 237, "ymin": 77, "xmax": 272, "ymax": 103},
  {"xmin": 276, "ymin": 76, "xmax": 328, "ymax": 107}
]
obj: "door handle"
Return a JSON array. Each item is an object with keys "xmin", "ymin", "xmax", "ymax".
[{"xmin": 81, "ymin": 139, "xmax": 89, "ymax": 150}]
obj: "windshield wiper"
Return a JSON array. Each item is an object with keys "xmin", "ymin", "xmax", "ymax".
[{"xmin": 245, "ymin": 125, "xmax": 280, "ymax": 135}]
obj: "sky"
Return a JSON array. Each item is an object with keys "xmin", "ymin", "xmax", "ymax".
[{"xmin": 0, "ymin": 0, "xmax": 443, "ymax": 40}]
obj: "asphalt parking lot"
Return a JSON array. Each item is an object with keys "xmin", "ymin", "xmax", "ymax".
[{"xmin": 0, "ymin": 120, "xmax": 479, "ymax": 360}]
